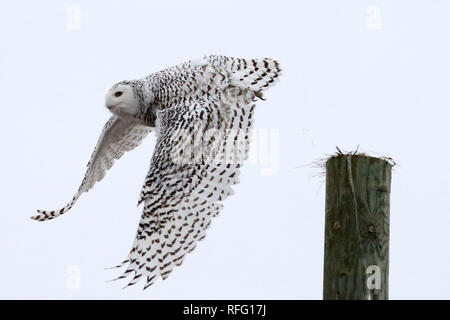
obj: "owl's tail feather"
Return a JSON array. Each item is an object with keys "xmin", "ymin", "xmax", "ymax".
[
  {"xmin": 206, "ymin": 55, "xmax": 282, "ymax": 93},
  {"xmin": 31, "ymin": 193, "xmax": 80, "ymax": 221}
]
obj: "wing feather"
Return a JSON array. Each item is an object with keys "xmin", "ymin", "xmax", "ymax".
[
  {"xmin": 111, "ymin": 87, "xmax": 257, "ymax": 289},
  {"xmin": 32, "ymin": 116, "xmax": 152, "ymax": 221}
]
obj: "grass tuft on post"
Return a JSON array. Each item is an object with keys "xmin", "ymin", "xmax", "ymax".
[{"xmin": 323, "ymin": 149, "xmax": 393, "ymax": 300}]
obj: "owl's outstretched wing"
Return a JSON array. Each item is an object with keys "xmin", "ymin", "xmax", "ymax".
[
  {"xmin": 110, "ymin": 87, "xmax": 258, "ymax": 289},
  {"xmin": 32, "ymin": 115, "xmax": 152, "ymax": 221}
]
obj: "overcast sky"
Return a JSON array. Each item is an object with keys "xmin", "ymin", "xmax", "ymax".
[{"xmin": 1, "ymin": 0, "xmax": 449, "ymax": 299}]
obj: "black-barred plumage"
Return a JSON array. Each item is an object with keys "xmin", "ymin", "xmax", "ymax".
[{"xmin": 33, "ymin": 55, "xmax": 281, "ymax": 289}]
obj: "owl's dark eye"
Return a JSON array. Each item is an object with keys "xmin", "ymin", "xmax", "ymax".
[{"xmin": 115, "ymin": 91, "xmax": 123, "ymax": 97}]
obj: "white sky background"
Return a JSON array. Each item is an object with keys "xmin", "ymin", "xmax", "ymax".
[{"xmin": 0, "ymin": 0, "xmax": 449, "ymax": 299}]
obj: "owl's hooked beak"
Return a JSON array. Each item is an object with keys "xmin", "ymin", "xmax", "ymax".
[{"xmin": 106, "ymin": 104, "xmax": 120, "ymax": 115}]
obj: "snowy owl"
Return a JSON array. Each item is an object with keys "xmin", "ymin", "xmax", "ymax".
[{"xmin": 33, "ymin": 55, "xmax": 281, "ymax": 289}]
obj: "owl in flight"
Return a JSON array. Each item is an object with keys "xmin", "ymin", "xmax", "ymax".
[{"xmin": 33, "ymin": 55, "xmax": 281, "ymax": 289}]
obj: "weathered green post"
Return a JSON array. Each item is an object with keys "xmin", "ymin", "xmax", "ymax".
[{"xmin": 323, "ymin": 153, "xmax": 393, "ymax": 300}]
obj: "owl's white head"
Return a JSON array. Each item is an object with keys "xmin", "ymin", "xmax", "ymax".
[{"xmin": 105, "ymin": 83, "xmax": 140, "ymax": 118}]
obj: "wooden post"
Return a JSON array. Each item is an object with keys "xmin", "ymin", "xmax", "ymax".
[{"xmin": 323, "ymin": 154, "xmax": 393, "ymax": 300}]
